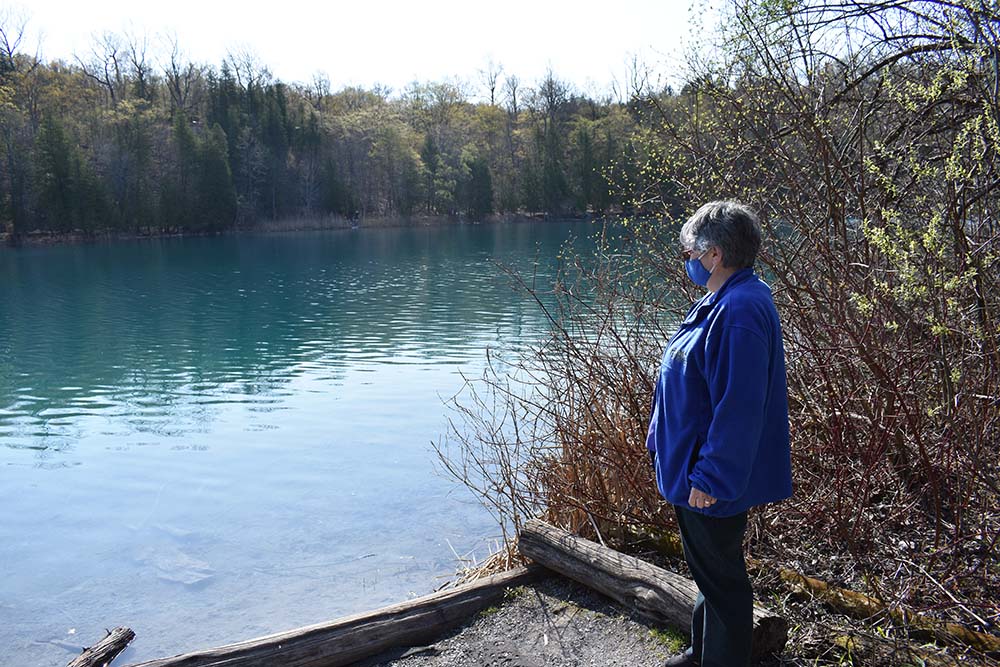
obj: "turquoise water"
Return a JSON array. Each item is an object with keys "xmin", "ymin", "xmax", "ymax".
[{"xmin": 0, "ymin": 222, "xmax": 593, "ymax": 665}]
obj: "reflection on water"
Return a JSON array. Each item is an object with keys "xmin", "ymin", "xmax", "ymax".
[{"xmin": 0, "ymin": 222, "xmax": 592, "ymax": 665}]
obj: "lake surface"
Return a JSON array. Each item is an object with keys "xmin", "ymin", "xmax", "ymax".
[{"xmin": 0, "ymin": 221, "xmax": 594, "ymax": 665}]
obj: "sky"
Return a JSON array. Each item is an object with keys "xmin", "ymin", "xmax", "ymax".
[{"xmin": 6, "ymin": 0, "xmax": 711, "ymax": 97}]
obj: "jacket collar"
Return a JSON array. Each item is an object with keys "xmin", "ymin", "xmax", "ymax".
[
  {"xmin": 707, "ymin": 267, "xmax": 756, "ymax": 304},
  {"xmin": 681, "ymin": 268, "xmax": 756, "ymax": 326}
]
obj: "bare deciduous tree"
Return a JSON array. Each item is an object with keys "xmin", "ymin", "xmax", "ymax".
[
  {"xmin": 226, "ymin": 45, "xmax": 271, "ymax": 92},
  {"xmin": 77, "ymin": 31, "xmax": 127, "ymax": 106},
  {"xmin": 0, "ymin": 6, "xmax": 29, "ymax": 76},
  {"xmin": 503, "ymin": 74, "xmax": 520, "ymax": 118},
  {"xmin": 480, "ymin": 59, "xmax": 503, "ymax": 106},
  {"xmin": 123, "ymin": 28, "xmax": 151, "ymax": 101},
  {"xmin": 305, "ymin": 71, "xmax": 331, "ymax": 111},
  {"xmin": 162, "ymin": 34, "xmax": 202, "ymax": 115}
]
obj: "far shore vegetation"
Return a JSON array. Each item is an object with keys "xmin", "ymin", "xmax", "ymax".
[{"xmin": 1, "ymin": 12, "xmax": 652, "ymax": 245}]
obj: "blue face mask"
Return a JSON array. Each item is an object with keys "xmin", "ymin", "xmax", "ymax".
[{"xmin": 685, "ymin": 252, "xmax": 713, "ymax": 286}]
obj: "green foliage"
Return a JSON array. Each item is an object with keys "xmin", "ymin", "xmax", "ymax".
[
  {"xmin": 195, "ymin": 124, "xmax": 237, "ymax": 229},
  {"xmin": 33, "ymin": 113, "xmax": 108, "ymax": 231},
  {"xmin": 33, "ymin": 113, "xmax": 74, "ymax": 229},
  {"xmin": 649, "ymin": 626, "xmax": 686, "ymax": 653},
  {"xmin": 0, "ymin": 31, "xmax": 642, "ymax": 234},
  {"xmin": 462, "ymin": 153, "xmax": 493, "ymax": 220}
]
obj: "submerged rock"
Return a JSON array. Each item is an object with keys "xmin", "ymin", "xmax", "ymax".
[{"xmin": 137, "ymin": 545, "xmax": 215, "ymax": 586}]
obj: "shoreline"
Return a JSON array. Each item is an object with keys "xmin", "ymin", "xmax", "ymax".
[{"xmin": 1, "ymin": 212, "xmax": 600, "ymax": 249}]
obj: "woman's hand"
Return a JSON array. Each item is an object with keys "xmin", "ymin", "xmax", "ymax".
[{"xmin": 688, "ymin": 487, "xmax": 717, "ymax": 509}]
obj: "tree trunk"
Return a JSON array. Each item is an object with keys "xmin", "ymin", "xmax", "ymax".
[
  {"xmin": 780, "ymin": 569, "xmax": 1000, "ymax": 654},
  {"xmin": 833, "ymin": 633, "xmax": 967, "ymax": 667},
  {"xmin": 517, "ymin": 518, "xmax": 788, "ymax": 658},
  {"xmin": 618, "ymin": 522, "xmax": 1000, "ymax": 656}
]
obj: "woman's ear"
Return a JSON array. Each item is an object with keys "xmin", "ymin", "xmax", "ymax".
[{"xmin": 709, "ymin": 246, "xmax": 724, "ymax": 267}]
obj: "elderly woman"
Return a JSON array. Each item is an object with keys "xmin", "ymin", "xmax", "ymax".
[{"xmin": 646, "ymin": 201, "xmax": 792, "ymax": 667}]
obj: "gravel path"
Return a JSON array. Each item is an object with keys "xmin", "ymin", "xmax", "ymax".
[{"xmin": 362, "ymin": 575, "xmax": 678, "ymax": 667}]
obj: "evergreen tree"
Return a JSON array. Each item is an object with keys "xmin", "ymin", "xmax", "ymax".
[
  {"xmin": 573, "ymin": 124, "xmax": 597, "ymax": 214},
  {"xmin": 1, "ymin": 105, "xmax": 30, "ymax": 239},
  {"xmin": 34, "ymin": 114, "xmax": 109, "ymax": 232},
  {"xmin": 109, "ymin": 102, "xmax": 155, "ymax": 230},
  {"xmin": 321, "ymin": 157, "xmax": 355, "ymax": 217},
  {"xmin": 420, "ymin": 134, "xmax": 440, "ymax": 213},
  {"xmin": 194, "ymin": 124, "xmax": 237, "ymax": 230},
  {"xmin": 463, "ymin": 154, "xmax": 493, "ymax": 221},
  {"xmin": 33, "ymin": 114, "xmax": 77, "ymax": 231},
  {"xmin": 262, "ymin": 84, "xmax": 290, "ymax": 219},
  {"xmin": 541, "ymin": 124, "xmax": 568, "ymax": 215},
  {"xmin": 162, "ymin": 111, "xmax": 199, "ymax": 228}
]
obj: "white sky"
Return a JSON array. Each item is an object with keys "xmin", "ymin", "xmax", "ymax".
[{"xmin": 7, "ymin": 0, "xmax": 710, "ymax": 97}]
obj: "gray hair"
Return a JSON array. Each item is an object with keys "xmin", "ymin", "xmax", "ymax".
[{"xmin": 679, "ymin": 200, "xmax": 762, "ymax": 269}]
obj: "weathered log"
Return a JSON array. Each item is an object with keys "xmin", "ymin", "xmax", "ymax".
[
  {"xmin": 833, "ymin": 633, "xmax": 990, "ymax": 667},
  {"xmin": 518, "ymin": 518, "xmax": 788, "ymax": 658},
  {"xmin": 781, "ymin": 569, "xmax": 1000, "ymax": 655},
  {"xmin": 123, "ymin": 566, "xmax": 541, "ymax": 667},
  {"xmin": 68, "ymin": 627, "xmax": 136, "ymax": 667},
  {"xmin": 628, "ymin": 522, "xmax": 1000, "ymax": 656}
]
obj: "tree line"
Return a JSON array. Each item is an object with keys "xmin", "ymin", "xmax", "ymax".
[{"xmin": 0, "ymin": 23, "xmax": 657, "ymax": 239}]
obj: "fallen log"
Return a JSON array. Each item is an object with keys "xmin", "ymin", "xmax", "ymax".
[
  {"xmin": 68, "ymin": 627, "xmax": 135, "ymax": 667},
  {"xmin": 780, "ymin": 569, "xmax": 1000, "ymax": 655},
  {"xmin": 518, "ymin": 519, "xmax": 788, "ymax": 658},
  {"xmin": 832, "ymin": 632, "xmax": 994, "ymax": 667},
  {"xmin": 123, "ymin": 566, "xmax": 541, "ymax": 667},
  {"xmin": 629, "ymin": 523, "xmax": 1000, "ymax": 656}
]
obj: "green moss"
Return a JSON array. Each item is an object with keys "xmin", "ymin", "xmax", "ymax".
[
  {"xmin": 504, "ymin": 585, "xmax": 529, "ymax": 600},
  {"xmin": 649, "ymin": 626, "xmax": 686, "ymax": 653}
]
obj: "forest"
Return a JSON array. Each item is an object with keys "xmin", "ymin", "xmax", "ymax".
[{"xmin": 0, "ymin": 19, "xmax": 655, "ymax": 239}]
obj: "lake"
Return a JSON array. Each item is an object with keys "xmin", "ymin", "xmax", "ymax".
[{"xmin": 0, "ymin": 221, "xmax": 595, "ymax": 665}]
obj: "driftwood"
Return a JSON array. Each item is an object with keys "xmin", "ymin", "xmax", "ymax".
[
  {"xmin": 67, "ymin": 627, "xmax": 136, "ymax": 667},
  {"xmin": 123, "ymin": 566, "xmax": 540, "ymax": 667},
  {"xmin": 517, "ymin": 519, "xmax": 788, "ymax": 658}
]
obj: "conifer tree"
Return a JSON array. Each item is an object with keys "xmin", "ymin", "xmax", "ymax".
[
  {"xmin": 33, "ymin": 114, "xmax": 77, "ymax": 231},
  {"xmin": 195, "ymin": 123, "xmax": 237, "ymax": 229}
]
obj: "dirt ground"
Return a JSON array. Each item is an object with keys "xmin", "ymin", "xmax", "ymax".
[
  {"xmin": 360, "ymin": 575, "xmax": 681, "ymax": 667},
  {"xmin": 355, "ymin": 571, "xmax": 995, "ymax": 667}
]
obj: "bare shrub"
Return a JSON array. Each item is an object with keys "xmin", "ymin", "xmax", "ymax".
[
  {"xmin": 439, "ymin": 0, "xmax": 999, "ymax": 635},
  {"xmin": 436, "ymin": 229, "xmax": 679, "ymax": 543}
]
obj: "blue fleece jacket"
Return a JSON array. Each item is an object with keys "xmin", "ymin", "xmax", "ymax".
[{"xmin": 646, "ymin": 268, "xmax": 792, "ymax": 516}]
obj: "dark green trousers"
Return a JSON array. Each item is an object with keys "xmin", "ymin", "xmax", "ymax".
[{"xmin": 674, "ymin": 506, "xmax": 753, "ymax": 667}]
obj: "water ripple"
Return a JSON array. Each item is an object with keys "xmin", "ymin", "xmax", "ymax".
[
  {"xmin": 1, "ymin": 226, "xmax": 584, "ymax": 455},
  {"xmin": 0, "ymin": 222, "xmax": 602, "ymax": 665}
]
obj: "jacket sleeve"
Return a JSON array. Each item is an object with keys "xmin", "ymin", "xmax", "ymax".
[
  {"xmin": 688, "ymin": 323, "xmax": 770, "ymax": 501},
  {"xmin": 645, "ymin": 381, "xmax": 659, "ymax": 453}
]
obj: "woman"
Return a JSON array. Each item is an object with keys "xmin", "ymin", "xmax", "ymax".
[{"xmin": 646, "ymin": 201, "xmax": 792, "ymax": 667}]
